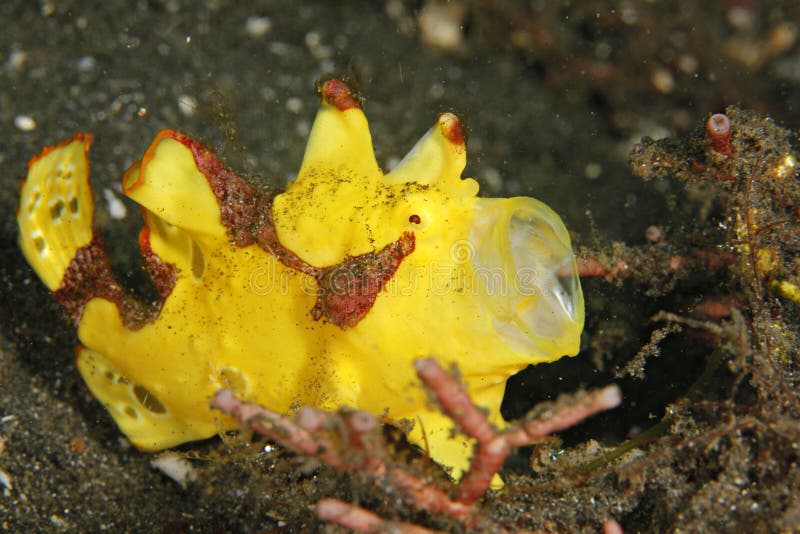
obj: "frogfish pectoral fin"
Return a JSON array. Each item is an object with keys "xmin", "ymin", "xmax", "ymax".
[{"xmin": 76, "ymin": 345, "xmax": 222, "ymax": 450}]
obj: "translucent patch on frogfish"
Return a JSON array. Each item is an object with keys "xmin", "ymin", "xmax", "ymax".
[
  {"xmin": 17, "ymin": 78, "xmax": 585, "ymax": 489},
  {"xmin": 470, "ymin": 197, "xmax": 584, "ymax": 358}
]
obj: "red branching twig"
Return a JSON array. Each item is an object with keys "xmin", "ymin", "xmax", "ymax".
[
  {"xmin": 415, "ymin": 358, "xmax": 621, "ymax": 504},
  {"xmin": 413, "ymin": 359, "xmax": 495, "ymax": 444},
  {"xmin": 316, "ymin": 498, "xmax": 438, "ymax": 534},
  {"xmin": 603, "ymin": 518, "xmax": 625, "ymax": 534},
  {"xmin": 577, "ymin": 248, "xmax": 735, "ymax": 280},
  {"xmin": 505, "ymin": 385, "xmax": 623, "ymax": 447},
  {"xmin": 213, "ymin": 359, "xmax": 621, "ymax": 532},
  {"xmin": 213, "ymin": 389, "xmax": 322, "ymax": 456},
  {"xmin": 213, "ymin": 388, "xmax": 472, "ymax": 523}
]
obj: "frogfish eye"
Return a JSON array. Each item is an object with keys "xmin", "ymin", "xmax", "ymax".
[{"xmin": 469, "ymin": 197, "xmax": 585, "ymax": 358}]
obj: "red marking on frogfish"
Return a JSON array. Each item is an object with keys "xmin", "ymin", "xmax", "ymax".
[
  {"xmin": 312, "ymin": 232, "xmax": 416, "ymax": 329},
  {"xmin": 171, "ymin": 131, "xmax": 321, "ymax": 277},
  {"xmin": 170, "ymin": 131, "xmax": 416, "ymax": 329},
  {"xmin": 137, "ymin": 223, "xmax": 178, "ymax": 301},
  {"xmin": 321, "ymin": 79, "xmax": 361, "ymax": 111},
  {"xmin": 438, "ymin": 113, "xmax": 464, "ymax": 146},
  {"xmin": 122, "ymin": 130, "xmax": 176, "ymax": 193},
  {"xmin": 54, "ymin": 232, "xmax": 173, "ymax": 330},
  {"xmin": 43, "ymin": 105, "xmax": 418, "ymax": 334},
  {"xmin": 27, "ymin": 132, "xmax": 94, "ymax": 169}
]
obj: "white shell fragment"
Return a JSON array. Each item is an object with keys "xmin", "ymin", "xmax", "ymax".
[
  {"xmin": 151, "ymin": 452, "xmax": 197, "ymax": 489},
  {"xmin": 0, "ymin": 468, "xmax": 12, "ymax": 491},
  {"xmin": 245, "ymin": 16, "xmax": 272, "ymax": 38},
  {"xmin": 15, "ymin": 115, "xmax": 37, "ymax": 131},
  {"xmin": 102, "ymin": 188, "xmax": 128, "ymax": 220}
]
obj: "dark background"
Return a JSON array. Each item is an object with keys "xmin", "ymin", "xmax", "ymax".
[{"xmin": 1, "ymin": 1, "xmax": 798, "ymax": 530}]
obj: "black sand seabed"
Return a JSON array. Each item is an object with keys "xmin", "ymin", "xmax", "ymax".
[{"xmin": 2, "ymin": 2, "xmax": 799, "ymax": 531}]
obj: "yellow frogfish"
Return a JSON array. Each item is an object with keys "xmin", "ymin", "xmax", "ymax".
[{"xmin": 17, "ymin": 79, "xmax": 584, "ymax": 483}]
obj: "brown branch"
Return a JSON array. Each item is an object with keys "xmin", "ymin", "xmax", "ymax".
[
  {"xmin": 504, "ymin": 385, "xmax": 622, "ymax": 447},
  {"xmin": 212, "ymin": 388, "xmax": 473, "ymax": 523},
  {"xmin": 577, "ymin": 246, "xmax": 735, "ymax": 282},
  {"xmin": 316, "ymin": 498, "xmax": 439, "ymax": 534},
  {"xmin": 413, "ymin": 359, "xmax": 495, "ymax": 444},
  {"xmin": 213, "ymin": 359, "xmax": 621, "ymax": 531},
  {"xmin": 213, "ymin": 389, "xmax": 322, "ymax": 457},
  {"xmin": 414, "ymin": 358, "xmax": 621, "ymax": 505}
]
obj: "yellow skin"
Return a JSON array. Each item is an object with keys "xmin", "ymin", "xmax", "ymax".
[{"xmin": 17, "ymin": 80, "xmax": 584, "ymax": 484}]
